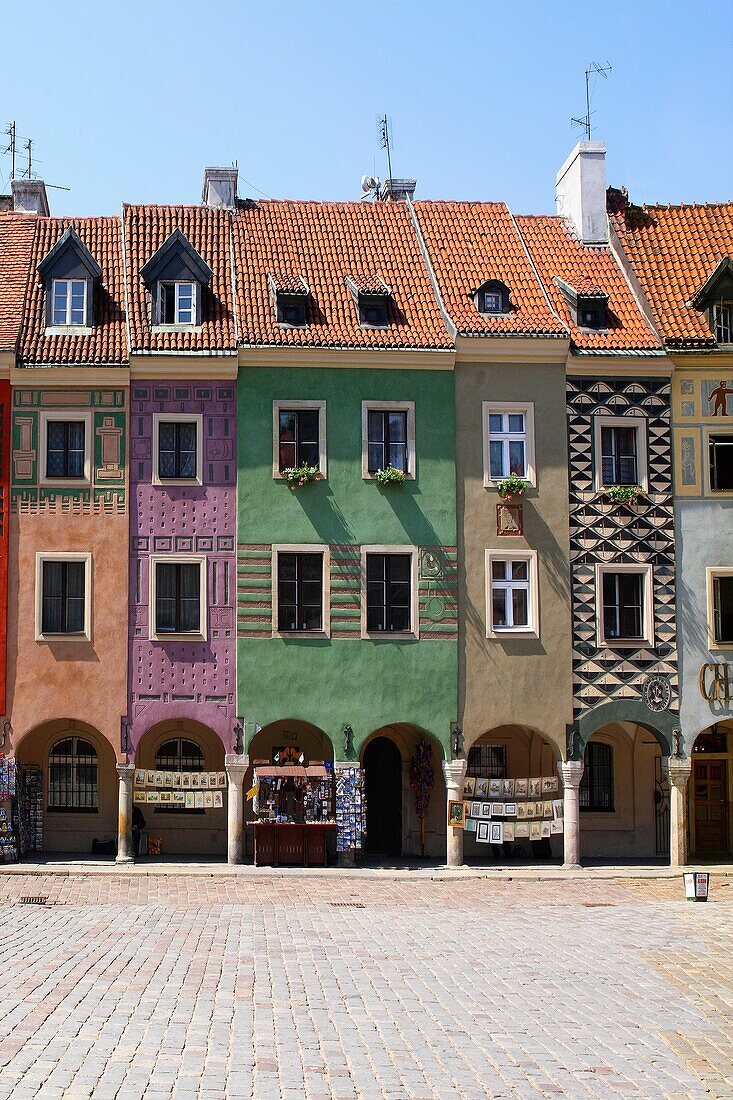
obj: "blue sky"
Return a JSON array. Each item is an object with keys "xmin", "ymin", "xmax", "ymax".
[{"xmin": 1, "ymin": 0, "xmax": 731, "ymax": 217}]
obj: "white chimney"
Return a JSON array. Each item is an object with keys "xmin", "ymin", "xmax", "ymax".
[
  {"xmin": 380, "ymin": 178, "xmax": 417, "ymax": 202},
  {"xmin": 555, "ymin": 141, "xmax": 607, "ymax": 245},
  {"xmin": 12, "ymin": 178, "xmax": 49, "ymax": 215},
  {"xmin": 201, "ymin": 167, "xmax": 238, "ymax": 209}
]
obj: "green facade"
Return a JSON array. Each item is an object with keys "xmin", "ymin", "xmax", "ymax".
[{"xmin": 236, "ymin": 365, "xmax": 457, "ymax": 760}]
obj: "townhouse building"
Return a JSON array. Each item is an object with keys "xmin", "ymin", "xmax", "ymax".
[{"xmin": 610, "ymin": 195, "xmax": 733, "ymax": 861}]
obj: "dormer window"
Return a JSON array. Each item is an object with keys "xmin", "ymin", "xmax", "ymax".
[
  {"xmin": 556, "ymin": 278, "xmax": 609, "ymax": 331},
  {"xmin": 157, "ymin": 281, "xmax": 196, "ymax": 326},
  {"xmin": 712, "ymin": 302, "xmax": 732, "ymax": 345},
  {"xmin": 475, "ymin": 280, "xmax": 509, "ymax": 315},
  {"xmin": 345, "ymin": 275, "xmax": 392, "ymax": 329},
  {"xmin": 38, "ymin": 227, "xmax": 101, "ymax": 333},
  {"xmin": 140, "ymin": 229, "xmax": 212, "ymax": 330},
  {"xmin": 268, "ymin": 274, "xmax": 310, "ymax": 328},
  {"xmin": 578, "ymin": 300, "xmax": 606, "ymax": 330},
  {"xmin": 692, "ymin": 257, "xmax": 733, "ymax": 346},
  {"xmin": 52, "ymin": 279, "xmax": 87, "ymax": 326}
]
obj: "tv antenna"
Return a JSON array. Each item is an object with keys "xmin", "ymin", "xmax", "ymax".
[
  {"xmin": 571, "ymin": 62, "xmax": 612, "ymax": 141},
  {"xmin": 378, "ymin": 113, "xmax": 394, "ymax": 183},
  {"xmin": 3, "ymin": 121, "xmax": 17, "ymax": 179}
]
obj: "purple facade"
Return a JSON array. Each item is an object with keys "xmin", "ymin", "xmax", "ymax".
[{"xmin": 128, "ymin": 382, "xmax": 237, "ymax": 753}]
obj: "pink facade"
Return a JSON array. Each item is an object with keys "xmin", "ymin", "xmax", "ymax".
[{"xmin": 128, "ymin": 381, "xmax": 237, "ymax": 754}]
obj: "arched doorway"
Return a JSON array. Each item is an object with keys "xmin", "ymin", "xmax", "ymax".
[
  {"xmin": 363, "ymin": 736, "xmax": 402, "ymax": 856},
  {"xmin": 691, "ymin": 721, "xmax": 732, "ymax": 858}
]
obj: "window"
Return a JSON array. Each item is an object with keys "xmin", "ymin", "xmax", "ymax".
[
  {"xmin": 362, "ymin": 402, "xmax": 415, "ymax": 477},
  {"xmin": 712, "ymin": 302, "xmax": 732, "ymax": 344},
  {"xmin": 273, "ymin": 401, "xmax": 326, "ymax": 477},
  {"xmin": 155, "ymin": 738, "xmax": 205, "ymax": 814},
  {"xmin": 578, "ymin": 300, "xmax": 606, "ymax": 330},
  {"xmin": 597, "ymin": 564, "xmax": 654, "ymax": 647},
  {"xmin": 52, "ymin": 279, "xmax": 86, "ymax": 326},
  {"xmin": 364, "ymin": 550, "xmax": 415, "ymax": 635},
  {"xmin": 35, "ymin": 553, "xmax": 92, "ymax": 641},
  {"xmin": 475, "ymin": 280, "xmax": 509, "ymax": 315},
  {"xmin": 467, "ymin": 744, "xmax": 507, "ymax": 780},
  {"xmin": 46, "ymin": 420, "xmax": 85, "ymax": 479},
  {"xmin": 486, "ymin": 551, "xmax": 538, "ymax": 636},
  {"xmin": 600, "ymin": 424, "xmax": 638, "ymax": 485},
  {"xmin": 150, "ymin": 557, "xmax": 206, "ymax": 640},
  {"xmin": 48, "ymin": 737, "xmax": 98, "ymax": 812},
  {"xmin": 277, "ymin": 297, "xmax": 307, "ymax": 327},
  {"xmin": 157, "ymin": 281, "xmax": 196, "ymax": 325},
  {"xmin": 709, "ymin": 434, "xmax": 733, "ymax": 492},
  {"xmin": 359, "ymin": 297, "xmax": 390, "ymax": 327},
  {"xmin": 594, "ymin": 417, "xmax": 647, "ymax": 491},
  {"xmin": 482, "ymin": 291, "xmax": 503, "ymax": 313},
  {"xmin": 580, "ymin": 742, "xmax": 614, "ymax": 812},
  {"xmin": 275, "ymin": 550, "xmax": 325, "ymax": 633},
  {"xmin": 482, "ymin": 402, "xmax": 535, "ymax": 487},
  {"xmin": 153, "ymin": 415, "xmax": 201, "ymax": 484},
  {"xmin": 707, "ymin": 568, "xmax": 733, "ymax": 648}
]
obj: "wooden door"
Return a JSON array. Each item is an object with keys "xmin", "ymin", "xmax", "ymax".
[{"xmin": 694, "ymin": 761, "xmax": 729, "ymax": 854}]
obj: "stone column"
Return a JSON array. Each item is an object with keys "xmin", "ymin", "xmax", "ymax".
[
  {"xmin": 115, "ymin": 763, "xmax": 135, "ymax": 864},
  {"xmin": 442, "ymin": 759, "xmax": 468, "ymax": 868},
  {"xmin": 559, "ymin": 760, "xmax": 584, "ymax": 869},
  {"xmin": 225, "ymin": 754, "xmax": 249, "ymax": 865},
  {"xmin": 664, "ymin": 758, "xmax": 692, "ymax": 868}
]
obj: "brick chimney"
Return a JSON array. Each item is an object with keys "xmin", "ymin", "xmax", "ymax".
[
  {"xmin": 555, "ymin": 142, "xmax": 607, "ymax": 245},
  {"xmin": 12, "ymin": 178, "xmax": 50, "ymax": 215},
  {"xmin": 201, "ymin": 167, "xmax": 238, "ymax": 209}
]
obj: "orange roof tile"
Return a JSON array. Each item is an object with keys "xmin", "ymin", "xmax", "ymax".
[
  {"xmin": 412, "ymin": 201, "xmax": 565, "ymax": 338},
  {"xmin": 610, "ymin": 199, "xmax": 733, "ymax": 348},
  {"xmin": 516, "ymin": 214, "xmax": 661, "ymax": 352},
  {"xmin": 124, "ymin": 205, "xmax": 236, "ymax": 353},
  {"xmin": 17, "ymin": 216, "xmax": 127, "ymax": 365},
  {"xmin": 233, "ymin": 201, "xmax": 452, "ymax": 350},
  {"xmin": 0, "ymin": 214, "xmax": 36, "ymax": 352}
]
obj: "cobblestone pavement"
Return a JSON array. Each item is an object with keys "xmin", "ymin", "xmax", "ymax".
[{"xmin": 0, "ymin": 874, "xmax": 732, "ymax": 1100}]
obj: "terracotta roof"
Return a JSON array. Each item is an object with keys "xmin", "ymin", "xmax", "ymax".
[
  {"xmin": 17, "ymin": 216, "xmax": 127, "ymax": 365},
  {"xmin": 346, "ymin": 273, "xmax": 391, "ymax": 295},
  {"xmin": 412, "ymin": 201, "xmax": 565, "ymax": 338},
  {"xmin": 124, "ymin": 205, "xmax": 236, "ymax": 353},
  {"xmin": 610, "ymin": 200, "xmax": 733, "ymax": 348},
  {"xmin": 516, "ymin": 214, "xmax": 661, "ymax": 353},
  {"xmin": 0, "ymin": 214, "xmax": 36, "ymax": 351},
  {"xmin": 269, "ymin": 273, "xmax": 309, "ymax": 295},
  {"xmin": 233, "ymin": 201, "xmax": 452, "ymax": 350}
]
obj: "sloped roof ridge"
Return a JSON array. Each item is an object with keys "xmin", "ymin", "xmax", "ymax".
[{"xmin": 642, "ymin": 199, "xmax": 733, "ymax": 211}]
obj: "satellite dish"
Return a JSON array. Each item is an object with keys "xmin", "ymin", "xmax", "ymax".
[{"xmin": 361, "ymin": 174, "xmax": 379, "ymax": 194}]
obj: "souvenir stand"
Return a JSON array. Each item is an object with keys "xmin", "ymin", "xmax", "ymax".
[
  {"xmin": 0, "ymin": 758, "xmax": 43, "ymax": 863},
  {"xmin": 249, "ymin": 763, "xmax": 336, "ymax": 866},
  {"xmin": 335, "ymin": 765, "xmax": 366, "ymax": 864}
]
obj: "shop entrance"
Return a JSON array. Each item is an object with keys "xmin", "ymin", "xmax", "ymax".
[
  {"xmin": 692, "ymin": 723, "xmax": 732, "ymax": 857},
  {"xmin": 363, "ymin": 736, "xmax": 402, "ymax": 856}
]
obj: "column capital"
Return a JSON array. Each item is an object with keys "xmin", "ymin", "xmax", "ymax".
[
  {"xmin": 663, "ymin": 757, "xmax": 692, "ymax": 789},
  {"xmin": 559, "ymin": 760, "xmax": 584, "ymax": 788},
  {"xmin": 225, "ymin": 754, "xmax": 249, "ymax": 783},
  {"xmin": 116, "ymin": 763, "xmax": 135, "ymax": 781},
  {"xmin": 442, "ymin": 759, "xmax": 468, "ymax": 788}
]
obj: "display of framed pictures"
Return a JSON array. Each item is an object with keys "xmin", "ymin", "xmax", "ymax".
[
  {"xmin": 185, "ymin": 792, "xmax": 195, "ymax": 809},
  {"xmin": 515, "ymin": 821, "xmax": 530, "ymax": 838},
  {"xmin": 551, "ymin": 819, "xmax": 564, "ymax": 834},
  {"xmin": 448, "ymin": 800, "xmax": 465, "ymax": 828},
  {"xmin": 541, "ymin": 821, "xmax": 551, "ymax": 838},
  {"xmin": 514, "ymin": 778, "xmax": 528, "ymax": 798},
  {"xmin": 503, "ymin": 822, "xmax": 515, "ymax": 842},
  {"xmin": 476, "ymin": 820, "xmax": 491, "ymax": 843},
  {"xmin": 502, "ymin": 779, "xmax": 515, "ymax": 797},
  {"xmin": 475, "ymin": 779, "xmax": 490, "ymax": 798},
  {"xmin": 528, "ymin": 778, "xmax": 542, "ymax": 798},
  {"xmin": 463, "ymin": 776, "xmax": 476, "ymax": 798},
  {"xmin": 529, "ymin": 821, "xmax": 542, "ymax": 840},
  {"xmin": 542, "ymin": 776, "xmax": 559, "ymax": 795},
  {"xmin": 213, "ymin": 791, "xmax": 224, "ymax": 809},
  {"xmin": 481, "ymin": 802, "xmax": 492, "ymax": 818},
  {"xmin": 490, "ymin": 802, "xmax": 504, "ymax": 817},
  {"xmin": 552, "ymin": 799, "xmax": 564, "ymax": 820},
  {"xmin": 504, "ymin": 802, "xmax": 517, "ymax": 817},
  {"xmin": 525, "ymin": 802, "xmax": 536, "ymax": 818},
  {"xmin": 543, "ymin": 800, "xmax": 553, "ymax": 819},
  {"xmin": 516, "ymin": 802, "xmax": 526, "ymax": 819},
  {"xmin": 465, "ymin": 817, "xmax": 477, "ymax": 833},
  {"xmin": 490, "ymin": 822, "xmax": 503, "ymax": 844},
  {"xmin": 470, "ymin": 801, "xmax": 482, "ymax": 818},
  {"xmin": 488, "ymin": 779, "xmax": 503, "ymax": 798}
]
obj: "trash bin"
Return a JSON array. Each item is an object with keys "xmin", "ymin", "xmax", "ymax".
[{"xmin": 683, "ymin": 871, "xmax": 710, "ymax": 902}]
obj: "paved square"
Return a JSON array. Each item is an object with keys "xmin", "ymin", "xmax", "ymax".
[{"xmin": 1, "ymin": 872, "xmax": 732, "ymax": 1099}]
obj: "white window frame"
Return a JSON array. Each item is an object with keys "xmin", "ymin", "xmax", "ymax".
[
  {"xmin": 593, "ymin": 415, "xmax": 648, "ymax": 492},
  {"xmin": 35, "ymin": 552, "xmax": 93, "ymax": 643},
  {"xmin": 485, "ymin": 550, "xmax": 539, "ymax": 638},
  {"xmin": 711, "ymin": 302, "xmax": 732, "ymax": 345},
  {"xmin": 596, "ymin": 563, "xmax": 655, "ymax": 649},
  {"xmin": 149, "ymin": 555, "xmax": 207, "ymax": 642},
  {"xmin": 482, "ymin": 402, "xmax": 536, "ymax": 489},
  {"xmin": 155, "ymin": 280, "xmax": 197, "ymax": 326},
  {"xmin": 706, "ymin": 567, "xmax": 733, "ymax": 650},
  {"xmin": 704, "ymin": 426, "xmax": 733, "ymax": 497},
  {"xmin": 482, "ymin": 290, "xmax": 503, "ymax": 314},
  {"xmin": 152, "ymin": 413, "xmax": 203, "ymax": 486},
  {"xmin": 51, "ymin": 278, "xmax": 87, "ymax": 327},
  {"xmin": 361, "ymin": 545, "xmax": 418, "ymax": 640},
  {"xmin": 361, "ymin": 400, "xmax": 415, "ymax": 480},
  {"xmin": 272, "ymin": 400, "xmax": 327, "ymax": 479},
  {"xmin": 39, "ymin": 411, "xmax": 93, "ymax": 487},
  {"xmin": 271, "ymin": 544, "xmax": 330, "ymax": 638}
]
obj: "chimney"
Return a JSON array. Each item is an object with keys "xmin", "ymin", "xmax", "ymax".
[
  {"xmin": 201, "ymin": 166, "xmax": 238, "ymax": 209},
  {"xmin": 11, "ymin": 177, "xmax": 50, "ymax": 215},
  {"xmin": 380, "ymin": 178, "xmax": 417, "ymax": 202},
  {"xmin": 555, "ymin": 141, "xmax": 607, "ymax": 245}
]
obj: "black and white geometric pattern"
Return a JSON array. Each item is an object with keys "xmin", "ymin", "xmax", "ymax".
[{"xmin": 567, "ymin": 376, "xmax": 678, "ymax": 721}]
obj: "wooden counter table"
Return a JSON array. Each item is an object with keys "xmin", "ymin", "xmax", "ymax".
[{"xmin": 249, "ymin": 821, "xmax": 337, "ymax": 867}]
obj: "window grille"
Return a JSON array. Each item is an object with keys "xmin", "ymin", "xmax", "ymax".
[
  {"xmin": 158, "ymin": 422, "xmax": 197, "ymax": 479},
  {"xmin": 467, "ymin": 744, "xmax": 507, "ymax": 780},
  {"xmin": 46, "ymin": 421, "xmax": 85, "ymax": 479},
  {"xmin": 48, "ymin": 737, "xmax": 98, "ymax": 812},
  {"xmin": 580, "ymin": 742, "xmax": 614, "ymax": 812}
]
